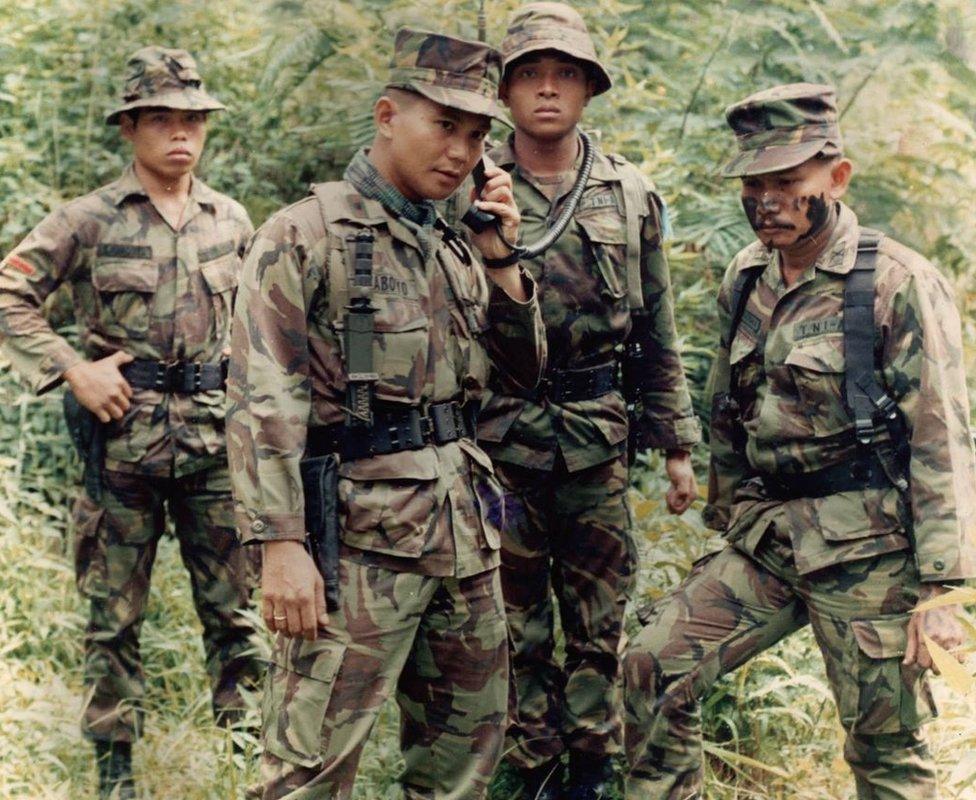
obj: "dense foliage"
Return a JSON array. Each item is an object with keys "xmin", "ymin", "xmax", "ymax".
[{"xmin": 1, "ymin": 1, "xmax": 975, "ymax": 797}]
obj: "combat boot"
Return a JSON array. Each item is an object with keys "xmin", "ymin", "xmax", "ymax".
[
  {"xmin": 95, "ymin": 740, "xmax": 135, "ymax": 800},
  {"xmin": 520, "ymin": 758, "xmax": 564, "ymax": 800},
  {"xmin": 565, "ymin": 753, "xmax": 613, "ymax": 800}
]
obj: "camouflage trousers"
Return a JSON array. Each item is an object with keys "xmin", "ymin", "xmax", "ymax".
[
  {"xmin": 258, "ymin": 560, "xmax": 508, "ymax": 800},
  {"xmin": 71, "ymin": 464, "xmax": 261, "ymax": 742},
  {"xmin": 495, "ymin": 452, "xmax": 635, "ymax": 770},
  {"xmin": 623, "ymin": 523, "xmax": 937, "ymax": 800}
]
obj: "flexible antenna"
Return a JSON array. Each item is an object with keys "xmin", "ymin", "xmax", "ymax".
[{"xmin": 478, "ymin": 0, "xmax": 487, "ymax": 42}]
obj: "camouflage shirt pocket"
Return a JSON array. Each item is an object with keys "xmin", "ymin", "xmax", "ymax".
[
  {"xmin": 91, "ymin": 251, "xmax": 158, "ymax": 340},
  {"xmin": 337, "ymin": 451, "xmax": 441, "ymax": 558},
  {"xmin": 199, "ymin": 251, "xmax": 238, "ymax": 345},
  {"xmin": 577, "ymin": 212, "xmax": 628, "ymax": 302},
  {"xmin": 784, "ymin": 334, "xmax": 849, "ymax": 436}
]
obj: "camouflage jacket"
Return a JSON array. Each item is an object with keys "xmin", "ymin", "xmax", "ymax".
[
  {"xmin": 475, "ymin": 136, "xmax": 700, "ymax": 472},
  {"xmin": 227, "ymin": 181, "xmax": 546, "ymax": 577},
  {"xmin": 0, "ymin": 165, "xmax": 252, "ymax": 477},
  {"xmin": 704, "ymin": 203, "xmax": 976, "ymax": 582}
]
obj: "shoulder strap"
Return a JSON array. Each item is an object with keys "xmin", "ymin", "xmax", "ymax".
[
  {"xmin": 844, "ymin": 228, "xmax": 882, "ymax": 446},
  {"xmin": 844, "ymin": 228, "xmax": 910, "ymax": 492},
  {"xmin": 722, "ymin": 265, "xmax": 764, "ymax": 349},
  {"xmin": 612, "ymin": 159, "xmax": 650, "ymax": 311}
]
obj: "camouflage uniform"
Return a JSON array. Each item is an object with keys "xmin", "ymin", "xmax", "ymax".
[
  {"xmin": 478, "ymin": 3, "xmax": 700, "ymax": 778},
  {"xmin": 623, "ymin": 84, "xmax": 976, "ymax": 800},
  {"xmin": 226, "ymin": 30, "xmax": 546, "ymax": 800},
  {"xmin": 0, "ymin": 47, "xmax": 260, "ymax": 743}
]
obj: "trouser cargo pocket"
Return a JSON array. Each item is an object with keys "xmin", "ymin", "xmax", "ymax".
[
  {"xmin": 839, "ymin": 614, "xmax": 936, "ymax": 735},
  {"xmin": 71, "ymin": 492, "xmax": 108, "ymax": 599},
  {"xmin": 261, "ymin": 635, "xmax": 346, "ymax": 767}
]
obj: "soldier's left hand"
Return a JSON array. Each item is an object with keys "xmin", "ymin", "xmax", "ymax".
[
  {"xmin": 904, "ymin": 585, "xmax": 966, "ymax": 673},
  {"xmin": 468, "ymin": 165, "xmax": 520, "ymax": 263},
  {"xmin": 665, "ymin": 449, "xmax": 698, "ymax": 515}
]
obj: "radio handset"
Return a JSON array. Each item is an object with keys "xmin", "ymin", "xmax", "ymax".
[{"xmin": 461, "ymin": 158, "xmax": 498, "ymax": 234}]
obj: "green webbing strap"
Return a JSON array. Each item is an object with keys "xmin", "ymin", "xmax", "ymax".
[
  {"xmin": 615, "ymin": 162, "xmax": 649, "ymax": 310},
  {"xmin": 344, "ymin": 231, "xmax": 378, "ymax": 426}
]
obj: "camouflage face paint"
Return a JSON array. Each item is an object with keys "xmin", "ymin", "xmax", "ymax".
[{"xmin": 796, "ymin": 193, "xmax": 830, "ymax": 241}]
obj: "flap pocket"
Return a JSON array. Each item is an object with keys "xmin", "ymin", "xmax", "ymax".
[
  {"xmin": 338, "ymin": 448, "xmax": 438, "ymax": 480},
  {"xmin": 784, "ymin": 335, "xmax": 844, "ymax": 373},
  {"xmin": 200, "ymin": 256, "xmax": 237, "ymax": 295},
  {"xmin": 576, "ymin": 210, "xmax": 628, "ymax": 245},
  {"xmin": 93, "ymin": 258, "xmax": 158, "ymax": 293},
  {"xmin": 337, "ymin": 451, "xmax": 442, "ymax": 558},
  {"xmin": 263, "ymin": 636, "xmax": 345, "ymax": 767},
  {"xmin": 729, "ymin": 333, "xmax": 760, "ymax": 366},
  {"xmin": 851, "ymin": 615, "xmax": 908, "ymax": 659}
]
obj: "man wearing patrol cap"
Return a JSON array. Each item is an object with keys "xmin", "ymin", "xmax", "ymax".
[
  {"xmin": 470, "ymin": 4, "xmax": 699, "ymax": 798},
  {"xmin": 623, "ymin": 83, "xmax": 976, "ymax": 799},
  {"xmin": 227, "ymin": 27, "xmax": 545, "ymax": 800},
  {"xmin": 0, "ymin": 46, "xmax": 260, "ymax": 798}
]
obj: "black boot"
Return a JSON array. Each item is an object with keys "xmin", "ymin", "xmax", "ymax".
[
  {"xmin": 94, "ymin": 740, "xmax": 135, "ymax": 800},
  {"xmin": 520, "ymin": 758, "xmax": 564, "ymax": 800},
  {"xmin": 565, "ymin": 753, "xmax": 614, "ymax": 800}
]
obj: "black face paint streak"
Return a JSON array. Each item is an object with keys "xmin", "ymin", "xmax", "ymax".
[
  {"xmin": 797, "ymin": 193, "xmax": 830, "ymax": 241},
  {"xmin": 742, "ymin": 196, "xmax": 762, "ymax": 231}
]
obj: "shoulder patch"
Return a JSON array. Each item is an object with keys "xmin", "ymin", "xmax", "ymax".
[{"xmin": 2, "ymin": 254, "xmax": 36, "ymax": 277}]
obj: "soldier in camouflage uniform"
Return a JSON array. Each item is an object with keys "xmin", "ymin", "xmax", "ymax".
[
  {"xmin": 471, "ymin": 5, "xmax": 700, "ymax": 798},
  {"xmin": 623, "ymin": 84, "xmax": 975, "ymax": 800},
  {"xmin": 0, "ymin": 47, "xmax": 261, "ymax": 798},
  {"xmin": 226, "ymin": 28, "xmax": 546, "ymax": 800}
]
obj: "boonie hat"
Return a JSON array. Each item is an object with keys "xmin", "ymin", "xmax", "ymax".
[
  {"xmin": 500, "ymin": 2, "xmax": 612, "ymax": 96},
  {"xmin": 106, "ymin": 46, "xmax": 226, "ymax": 125}
]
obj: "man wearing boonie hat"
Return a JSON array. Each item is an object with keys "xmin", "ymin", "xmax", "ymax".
[
  {"xmin": 0, "ymin": 46, "xmax": 259, "ymax": 798},
  {"xmin": 227, "ymin": 27, "xmax": 546, "ymax": 800},
  {"xmin": 471, "ymin": 4, "xmax": 700, "ymax": 798},
  {"xmin": 623, "ymin": 83, "xmax": 975, "ymax": 799}
]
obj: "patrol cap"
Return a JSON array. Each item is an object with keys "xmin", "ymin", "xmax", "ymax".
[
  {"xmin": 720, "ymin": 83, "xmax": 843, "ymax": 178},
  {"xmin": 106, "ymin": 46, "xmax": 226, "ymax": 125},
  {"xmin": 387, "ymin": 28, "xmax": 507, "ymax": 123},
  {"xmin": 500, "ymin": 2, "xmax": 612, "ymax": 96}
]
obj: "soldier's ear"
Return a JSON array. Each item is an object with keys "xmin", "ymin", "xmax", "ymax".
[
  {"xmin": 829, "ymin": 158, "xmax": 853, "ymax": 200},
  {"xmin": 119, "ymin": 113, "xmax": 137, "ymax": 142},
  {"xmin": 374, "ymin": 96, "xmax": 397, "ymax": 140},
  {"xmin": 498, "ymin": 80, "xmax": 510, "ymax": 106}
]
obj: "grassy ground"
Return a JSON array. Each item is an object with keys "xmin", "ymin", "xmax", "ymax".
[{"xmin": 0, "ymin": 384, "xmax": 974, "ymax": 800}]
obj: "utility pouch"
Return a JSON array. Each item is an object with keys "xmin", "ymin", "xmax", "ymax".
[
  {"xmin": 300, "ymin": 453, "xmax": 341, "ymax": 613},
  {"xmin": 63, "ymin": 391, "xmax": 105, "ymax": 502}
]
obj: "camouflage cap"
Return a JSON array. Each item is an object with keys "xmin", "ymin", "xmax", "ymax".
[
  {"xmin": 106, "ymin": 46, "xmax": 226, "ymax": 125},
  {"xmin": 387, "ymin": 28, "xmax": 506, "ymax": 123},
  {"xmin": 500, "ymin": 2, "xmax": 611, "ymax": 96},
  {"xmin": 720, "ymin": 83, "xmax": 843, "ymax": 178}
]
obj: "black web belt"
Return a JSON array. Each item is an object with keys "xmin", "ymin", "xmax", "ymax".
[
  {"xmin": 758, "ymin": 453, "xmax": 896, "ymax": 501},
  {"xmin": 306, "ymin": 400, "xmax": 476, "ymax": 462},
  {"xmin": 121, "ymin": 359, "xmax": 228, "ymax": 393},
  {"xmin": 510, "ymin": 362, "xmax": 618, "ymax": 403}
]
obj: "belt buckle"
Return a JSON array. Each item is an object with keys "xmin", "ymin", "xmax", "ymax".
[
  {"xmin": 158, "ymin": 361, "xmax": 178, "ymax": 392},
  {"xmin": 429, "ymin": 402, "xmax": 458, "ymax": 445}
]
